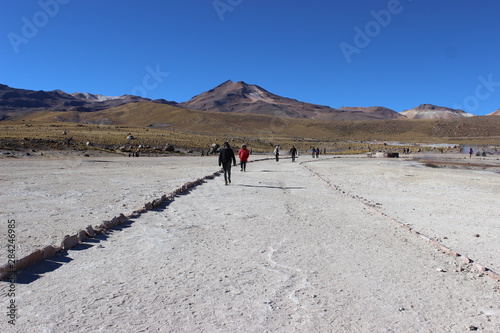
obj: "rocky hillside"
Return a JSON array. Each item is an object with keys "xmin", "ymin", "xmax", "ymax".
[
  {"xmin": 336, "ymin": 106, "xmax": 406, "ymax": 119},
  {"xmin": 0, "ymin": 84, "xmax": 176, "ymax": 120},
  {"xmin": 487, "ymin": 109, "xmax": 500, "ymax": 116},
  {"xmin": 3, "ymin": 82, "xmax": 493, "ymax": 122},
  {"xmin": 180, "ymin": 80, "xmax": 401, "ymax": 121},
  {"xmin": 400, "ymin": 104, "xmax": 475, "ymax": 119}
]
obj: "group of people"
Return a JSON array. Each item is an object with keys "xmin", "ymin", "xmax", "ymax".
[
  {"xmin": 311, "ymin": 147, "xmax": 321, "ymax": 158},
  {"xmin": 273, "ymin": 145, "xmax": 298, "ymax": 162},
  {"xmin": 218, "ymin": 142, "xmax": 250, "ymax": 185},
  {"xmin": 218, "ymin": 143, "xmax": 300, "ymax": 185}
]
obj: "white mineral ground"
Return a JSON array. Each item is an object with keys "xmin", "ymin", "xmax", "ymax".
[{"xmin": 0, "ymin": 151, "xmax": 499, "ymax": 332}]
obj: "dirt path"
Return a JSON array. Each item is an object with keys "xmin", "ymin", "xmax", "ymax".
[{"xmin": 2, "ymin": 157, "xmax": 498, "ymax": 332}]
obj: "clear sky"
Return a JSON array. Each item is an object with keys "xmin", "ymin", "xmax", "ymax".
[{"xmin": 1, "ymin": 0, "xmax": 500, "ymax": 115}]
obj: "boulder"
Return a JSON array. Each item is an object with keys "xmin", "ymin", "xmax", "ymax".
[
  {"xmin": 85, "ymin": 225, "xmax": 96, "ymax": 237},
  {"xmin": 77, "ymin": 230, "xmax": 88, "ymax": 242},
  {"xmin": 117, "ymin": 213, "xmax": 128, "ymax": 224},
  {"xmin": 42, "ymin": 245, "xmax": 58, "ymax": 260},
  {"xmin": 61, "ymin": 234, "xmax": 79, "ymax": 250},
  {"xmin": 15, "ymin": 250, "xmax": 44, "ymax": 271}
]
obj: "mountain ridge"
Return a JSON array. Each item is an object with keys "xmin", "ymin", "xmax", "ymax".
[
  {"xmin": 179, "ymin": 80, "xmax": 404, "ymax": 121},
  {"xmin": 0, "ymin": 84, "xmax": 176, "ymax": 121},
  {"xmin": 1, "ymin": 82, "xmax": 497, "ymax": 122}
]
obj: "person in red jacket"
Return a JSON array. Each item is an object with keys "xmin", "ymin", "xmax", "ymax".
[{"xmin": 238, "ymin": 144, "xmax": 250, "ymax": 171}]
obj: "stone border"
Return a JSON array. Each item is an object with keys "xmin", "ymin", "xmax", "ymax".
[
  {"xmin": 0, "ymin": 156, "xmax": 279, "ymax": 280},
  {"xmin": 302, "ymin": 160, "xmax": 500, "ymax": 282},
  {"xmin": 0, "ymin": 169, "xmax": 222, "ymax": 280}
]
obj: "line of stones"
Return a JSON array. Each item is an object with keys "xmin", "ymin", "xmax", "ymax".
[
  {"xmin": 302, "ymin": 163, "xmax": 500, "ymax": 282},
  {"xmin": 0, "ymin": 170, "xmax": 223, "ymax": 280}
]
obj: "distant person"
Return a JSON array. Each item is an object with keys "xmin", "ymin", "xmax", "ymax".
[
  {"xmin": 469, "ymin": 147, "xmax": 473, "ymax": 158},
  {"xmin": 273, "ymin": 145, "xmax": 280, "ymax": 162},
  {"xmin": 315, "ymin": 147, "xmax": 320, "ymax": 158},
  {"xmin": 311, "ymin": 147, "xmax": 316, "ymax": 158},
  {"xmin": 238, "ymin": 144, "xmax": 250, "ymax": 171},
  {"xmin": 290, "ymin": 146, "xmax": 297, "ymax": 162},
  {"xmin": 219, "ymin": 142, "xmax": 236, "ymax": 185}
]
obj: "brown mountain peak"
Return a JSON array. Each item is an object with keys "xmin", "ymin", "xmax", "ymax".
[
  {"xmin": 401, "ymin": 104, "xmax": 474, "ymax": 119},
  {"xmin": 180, "ymin": 81, "xmax": 406, "ymax": 121},
  {"xmin": 487, "ymin": 108, "xmax": 500, "ymax": 116}
]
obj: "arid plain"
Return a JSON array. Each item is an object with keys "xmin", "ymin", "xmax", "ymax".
[{"xmin": 1, "ymin": 149, "xmax": 499, "ymax": 332}]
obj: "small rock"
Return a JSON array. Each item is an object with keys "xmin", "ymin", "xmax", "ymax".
[
  {"xmin": 164, "ymin": 143, "xmax": 175, "ymax": 152},
  {"xmin": 436, "ymin": 268, "xmax": 446, "ymax": 272},
  {"xmin": 473, "ymin": 234, "xmax": 480, "ymax": 237},
  {"xmin": 466, "ymin": 325, "xmax": 478, "ymax": 331}
]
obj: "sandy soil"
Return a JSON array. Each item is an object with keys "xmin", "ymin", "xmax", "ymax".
[
  {"xmin": 1, "ymin": 153, "xmax": 499, "ymax": 332},
  {"xmin": 0, "ymin": 153, "xmax": 220, "ymax": 262},
  {"xmin": 305, "ymin": 154, "xmax": 500, "ymax": 273}
]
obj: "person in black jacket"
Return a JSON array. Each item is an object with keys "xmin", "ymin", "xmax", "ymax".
[
  {"xmin": 219, "ymin": 142, "xmax": 236, "ymax": 185},
  {"xmin": 289, "ymin": 146, "xmax": 297, "ymax": 162}
]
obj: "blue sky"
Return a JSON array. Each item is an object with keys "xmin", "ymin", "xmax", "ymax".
[{"xmin": 1, "ymin": 0, "xmax": 500, "ymax": 115}]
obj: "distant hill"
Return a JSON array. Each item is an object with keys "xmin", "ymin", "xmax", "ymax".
[
  {"xmin": 0, "ymin": 84, "xmax": 176, "ymax": 121},
  {"xmin": 69, "ymin": 92, "xmax": 123, "ymax": 102},
  {"xmin": 487, "ymin": 109, "xmax": 500, "ymax": 116},
  {"xmin": 336, "ymin": 106, "xmax": 406, "ymax": 119},
  {"xmin": 180, "ymin": 80, "xmax": 401, "ymax": 121},
  {"xmin": 3, "ymin": 82, "xmax": 493, "ymax": 123},
  {"xmin": 401, "ymin": 104, "xmax": 475, "ymax": 119}
]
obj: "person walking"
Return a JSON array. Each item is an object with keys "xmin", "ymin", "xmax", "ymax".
[
  {"xmin": 238, "ymin": 144, "xmax": 250, "ymax": 171},
  {"xmin": 316, "ymin": 147, "xmax": 320, "ymax": 158},
  {"xmin": 469, "ymin": 147, "xmax": 473, "ymax": 158},
  {"xmin": 273, "ymin": 145, "xmax": 280, "ymax": 162},
  {"xmin": 219, "ymin": 142, "xmax": 236, "ymax": 185},
  {"xmin": 311, "ymin": 147, "xmax": 316, "ymax": 158},
  {"xmin": 290, "ymin": 146, "xmax": 297, "ymax": 162}
]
